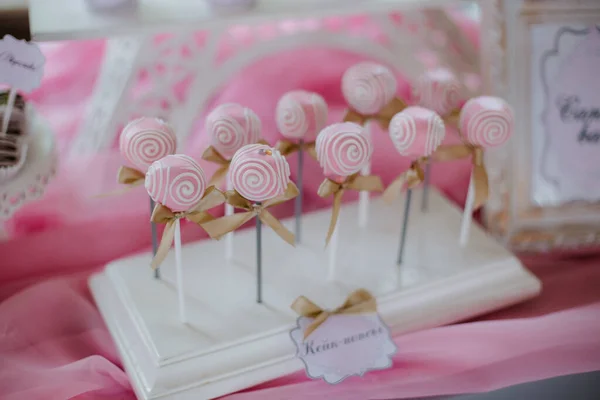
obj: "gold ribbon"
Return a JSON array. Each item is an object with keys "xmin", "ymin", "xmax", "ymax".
[
  {"xmin": 291, "ymin": 289, "xmax": 377, "ymax": 340},
  {"xmin": 117, "ymin": 166, "xmax": 145, "ymax": 186},
  {"xmin": 274, "ymin": 140, "xmax": 317, "ymax": 160},
  {"xmin": 150, "ymin": 186, "xmax": 226, "ymax": 269},
  {"xmin": 201, "ymin": 182, "xmax": 300, "ymax": 246},
  {"xmin": 382, "ymin": 158, "xmax": 427, "ymax": 204},
  {"xmin": 432, "ymin": 144, "xmax": 488, "ymax": 210},
  {"xmin": 201, "ymin": 146, "xmax": 230, "ymax": 187},
  {"xmin": 443, "ymin": 108, "xmax": 461, "ymax": 129},
  {"xmin": 343, "ymin": 97, "xmax": 408, "ymax": 129},
  {"xmin": 318, "ymin": 174, "xmax": 384, "ymax": 245}
]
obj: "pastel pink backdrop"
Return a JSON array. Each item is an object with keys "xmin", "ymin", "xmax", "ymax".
[{"xmin": 1, "ymin": 14, "xmax": 600, "ymax": 400}]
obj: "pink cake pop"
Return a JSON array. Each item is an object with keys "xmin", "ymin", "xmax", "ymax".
[
  {"xmin": 276, "ymin": 91, "xmax": 328, "ymax": 141},
  {"xmin": 460, "ymin": 96, "xmax": 514, "ymax": 148},
  {"xmin": 457, "ymin": 97, "xmax": 513, "ymax": 246},
  {"xmin": 316, "ymin": 122, "xmax": 373, "ymax": 178},
  {"xmin": 414, "ymin": 68, "xmax": 461, "ymax": 116},
  {"xmin": 386, "ymin": 108, "xmax": 446, "ymax": 265},
  {"xmin": 205, "ymin": 103, "xmax": 262, "ymax": 160},
  {"xmin": 120, "ymin": 117, "xmax": 177, "ymax": 171},
  {"xmin": 145, "ymin": 155, "xmax": 207, "ymax": 212},
  {"xmin": 316, "ymin": 122, "xmax": 382, "ymax": 246},
  {"xmin": 389, "ymin": 106, "xmax": 446, "ymax": 159},
  {"xmin": 342, "ymin": 62, "xmax": 397, "ymax": 115},
  {"xmin": 229, "ymin": 144, "xmax": 291, "ymax": 203}
]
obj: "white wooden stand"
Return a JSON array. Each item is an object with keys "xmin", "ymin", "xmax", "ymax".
[{"xmin": 90, "ymin": 188, "xmax": 541, "ymax": 400}]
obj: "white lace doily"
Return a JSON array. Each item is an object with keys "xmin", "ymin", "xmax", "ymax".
[{"xmin": 0, "ymin": 109, "xmax": 57, "ymax": 221}]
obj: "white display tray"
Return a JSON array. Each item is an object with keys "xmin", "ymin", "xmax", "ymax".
[{"xmin": 89, "ymin": 188, "xmax": 541, "ymax": 400}]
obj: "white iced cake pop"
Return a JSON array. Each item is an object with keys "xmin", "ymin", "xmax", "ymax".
[
  {"xmin": 342, "ymin": 62, "xmax": 397, "ymax": 115},
  {"xmin": 389, "ymin": 106, "xmax": 445, "ymax": 158},
  {"xmin": 145, "ymin": 155, "xmax": 207, "ymax": 212},
  {"xmin": 229, "ymin": 144, "xmax": 291, "ymax": 203},
  {"xmin": 120, "ymin": 117, "xmax": 177, "ymax": 171},
  {"xmin": 276, "ymin": 91, "xmax": 328, "ymax": 142},
  {"xmin": 316, "ymin": 122, "xmax": 373, "ymax": 177},
  {"xmin": 205, "ymin": 103, "xmax": 262, "ymax": 160},
  {"xmin": 460, "ymin": 96, "xmax": 514, "ymax": 148},
  {"xmin": 414, "ymin": 68, "xmax": 461, "ymax": 116}
]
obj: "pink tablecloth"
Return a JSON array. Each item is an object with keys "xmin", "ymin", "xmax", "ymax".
[{"xmin": 1, "ymin": 17, "xmax": 600, "ymax": 400}]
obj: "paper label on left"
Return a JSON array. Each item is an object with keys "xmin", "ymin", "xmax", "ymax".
[
  {"xmin": 290, "ymin": 313, "xmax": 397, "ymax": 384},
  {"xmin": 0, "ymin": 35, "xmax": 46, "ymax": 92}
]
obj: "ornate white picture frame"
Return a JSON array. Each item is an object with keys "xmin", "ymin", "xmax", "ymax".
[{"xmin": 482, "ymin": 0, "xmax": 600, "ymax": 251}]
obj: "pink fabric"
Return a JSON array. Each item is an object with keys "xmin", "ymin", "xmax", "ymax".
[{"xmin": 1, "ymin": 14, "xmax": 600, "ymax": 400}]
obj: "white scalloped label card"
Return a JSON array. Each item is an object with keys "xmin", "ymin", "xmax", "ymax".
[
  {"xmin": 0, "ymin": 35, "xmax": 46, "ymax": 92},
  {"xmin": 290, "ymin": 313, "xmax": 397, "ymax": 384}
]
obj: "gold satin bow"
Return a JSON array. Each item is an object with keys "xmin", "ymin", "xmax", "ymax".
[
  {"xmin": 274, "ymin": 140, "xmax": 317, "ymax": 160},
  {"xmin": 318, "ymin": 174, "xmax": 384, "ymax": 245},
  {"xmin": 150, "ymin": 186, "xmax": 226, "ymax": 269},
  {"xmin": 291, "ymin": 289, "xmax": 377, "ymax": 340},
  {"xmin": 201, "ymin": 182, "xmax": 300, "ymax": 246},
  {"xmin": 432, "ymin": 144, "xmax": 488, "ymax": 210},
  {"xmin": 443, "ymin": 108, "xmax": 461, "ymax": 129},
  {"xmin": 382, "ymin": 158, "xmax": 427, "ymax": 204},
  {"xmin": 116, "ymin": 166, "xmax": 145, "ymax": 186},
  {"xmin": 201, "ymin": 146, "xmax": 230, "ymax": 187},
  {"xmin": 343, "ymin": 98, "xmax": 408, "ymax": 129}
]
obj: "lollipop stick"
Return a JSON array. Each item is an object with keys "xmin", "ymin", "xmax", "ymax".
[
  {"xmin": 295, "ymin": 141, "xmax": 304, "ymax": 242},
  {"xmin": 1, "ymin": 88, "xmax": 17, "ymax": 136},
  {"xmin": 358, "ymin": 122, "xmax": 372, "ymax": 228},
  {"xmin": 150, "ymin": 197, "xmax": 160, "ymax": 279},
  {"xmin": 327, "ymin": 221, "xmax": 339, "ymax": 281},
  {"xmin": 174, "ymin": 219, "xmax": 187, "ymax": 323},
  {"xmin": 256, "ymin": 205, "xmax": 263, "ymax": 304},
  {"xmin": 397, "ymin": 188, "xmax": 413, "ymax": 265},
  {"xmin": 421, "ymin": 162, "xmax": 431, "ymax": 212},
  {"xmin": 225, "ymin": 177, "xmax": 234, "ymax": 260},
  {"xmin": 459, "ymin": 173, "xmax": 475, "ymax": 247}
]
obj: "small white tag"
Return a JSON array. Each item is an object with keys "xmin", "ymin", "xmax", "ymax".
[
  {"xmin": 290, "ymin": 313, "xmax": 397, "ymax": 384},
  {"xmin": 0, "ymin": 35, "xmax": 45, "ymax": 92}
]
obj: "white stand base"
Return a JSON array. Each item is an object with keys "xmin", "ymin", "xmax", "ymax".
[{"xmin": 90, "ymin": 189, "xmax": 541, "ymax": 400}]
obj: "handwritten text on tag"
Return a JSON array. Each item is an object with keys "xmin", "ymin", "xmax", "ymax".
[
  {"xmin": 0, "ymin": 35, "xmax": 46, "ymax": 92},
  {"xmin": 290, "ymin": 314, "xmax": 397, "ymax": 384}
]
